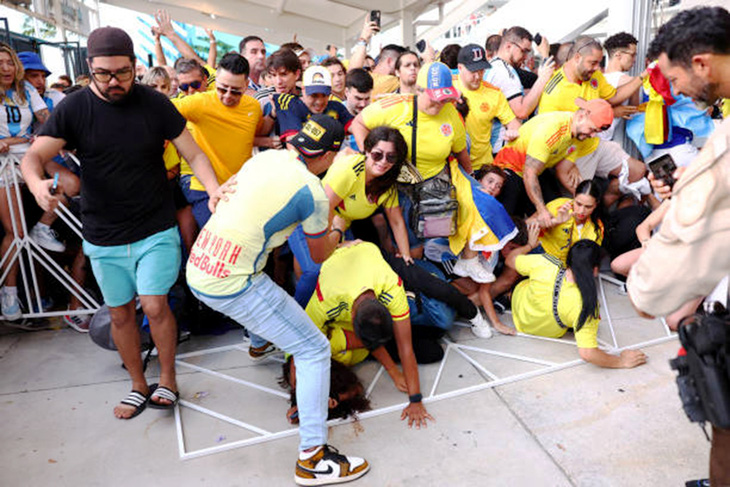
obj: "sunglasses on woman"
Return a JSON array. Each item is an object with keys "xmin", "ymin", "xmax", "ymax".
[
  {"xmin": 180, "ymin": 80, "xmax": 203, "ymax": 91},
  {"xmin": 369, "ymin": 150, "xmax": 397, "ymax": 164}
]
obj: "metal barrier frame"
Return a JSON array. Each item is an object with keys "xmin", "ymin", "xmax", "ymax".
[
  {"xmin": 0, "ymin": 153, "xmax": 100, "ymax": 320},
  {"xmin": 172, "ymin": 279, "xmax": 675, "ymax": 460}
]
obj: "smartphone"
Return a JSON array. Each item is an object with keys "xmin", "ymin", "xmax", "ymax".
[
  {"xmin": 534, "ymin": 33, "xmax": 542, "ymax": 45},
  {"xmin": 50, "ymin": 172, "xmax": 59, "ymax": 195},
  {"xmin": 416, "ymin": 39, "xmax": 426, "ymax": 53},
  {"xmin": 648, "ymin": 154, "xmax": 677, "ymax": 189},
  {"xmin": 370, "ymin": 10, "xmax": 381, "ymax": 28}
]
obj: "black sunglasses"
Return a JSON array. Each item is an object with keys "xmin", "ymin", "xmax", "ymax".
[
  {"xmin": 369, "ymin": 150, "xmax": 397, "ymax": 164},
  {"xmin": 180, "ymin": 80, "xmax": 203, "ymax": 91}
]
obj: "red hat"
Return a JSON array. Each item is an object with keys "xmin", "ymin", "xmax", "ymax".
[{"xmin": 575, "ymin": 98, "xmax": 614, "ymax": 128}]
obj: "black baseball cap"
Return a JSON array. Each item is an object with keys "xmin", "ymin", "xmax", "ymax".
[
  {"xmin": 289, "ymin": 114, "xmax": 345, "ymax": 157},
  {"xmin": 353, "ymin": 299, "xmax": 394, "ymax": 351},
  {"xmin": 87, "ymin": 27, "xmax": 135, "ymax": 58},
  {"xmin": 458, "ymin": 44, "xmax": 491, "ymax": 71}
]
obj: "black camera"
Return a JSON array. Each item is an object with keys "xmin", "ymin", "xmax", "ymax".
[{"xmin": 671, "ymin": 310, "xmax": 730, "ymax": 429}]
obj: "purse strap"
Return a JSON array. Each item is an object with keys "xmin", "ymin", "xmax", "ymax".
[
  {"xmin": 411, "ymin": 95, "xmax": 418, "ymax": 169},
  {"xmin": 545, "ymin": 254, "xmax": 569, "ymax": 329}
]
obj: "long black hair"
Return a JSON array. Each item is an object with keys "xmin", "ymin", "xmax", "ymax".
[
  {"xmin": 280, "ymin": 356, "xmax": 371, "ymax": 421},
  {"xmin": 566, "ymin": 240, "xmax": 602, "ymax": 331},
  {"xmin": 363, "ymin": 126, "xmax": 407, "ymax": 205},
  {"xmin": 574, "ymin": 179, "xmax": 604, "ymax": 240}
]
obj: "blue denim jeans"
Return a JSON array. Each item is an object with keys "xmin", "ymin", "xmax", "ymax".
[
  {"xmin": 179, "ymin": 174, "xmax": 212, "ymax": 228},
  {"xmin": 192, "ymin": 273, "xmax": 330, "ymax": 450}
]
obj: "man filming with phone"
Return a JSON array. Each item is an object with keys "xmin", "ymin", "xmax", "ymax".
[{"xmin": 627, "ymin": 7, "xmax": 730, "ymax": 486}]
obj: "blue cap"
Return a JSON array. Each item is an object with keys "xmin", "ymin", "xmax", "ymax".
[
  {"xmin": 18, "ymin": 51, "xmax": 50, "ymax": 75},
  {"xmin": 417, "ymin": 62, "xmax": 460, "ymax": 102}
]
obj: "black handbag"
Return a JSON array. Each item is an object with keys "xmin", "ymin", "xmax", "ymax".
[{"xmin": 407, "ymin": 96, "xmax": 459, "ymax": 239}]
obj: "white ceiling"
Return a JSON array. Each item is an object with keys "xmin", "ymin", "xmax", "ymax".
[{"xmin": 101, "ymin": 0, "xmax": 448, "ymax": 50}]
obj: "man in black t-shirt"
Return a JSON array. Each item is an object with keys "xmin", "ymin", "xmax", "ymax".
[{"xmin": 21, "ymin": 27, "xmax": 221, "ymax": 420}]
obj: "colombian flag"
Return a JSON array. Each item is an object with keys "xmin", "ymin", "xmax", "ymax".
[{"xmin": 448, "ymin": 158, "xmax": 517, "ymax": 255}]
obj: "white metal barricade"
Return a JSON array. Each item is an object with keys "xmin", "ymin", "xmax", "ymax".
[{"xmin": 0, "ymin": 152, "xmax": 100, "ymax": 320}]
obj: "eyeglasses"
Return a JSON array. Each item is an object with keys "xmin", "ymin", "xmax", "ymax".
[
  {"xmin": 216, "ymin": 85, "xmax": 244, "ymax": 97},
  {"xmin": 369, "ymin": 150, "xmax": 397, "ymax": 164},
  {"xmin": 91, "ymin": 68, "xmax": 134, "ymax": 83},
  {"xmin": 510, "ymin": 41, "xmax": 532, "ymax": 56},
  {"xmin": 180, "ymin": 80, "xmax": 203, "ymax": 92}
]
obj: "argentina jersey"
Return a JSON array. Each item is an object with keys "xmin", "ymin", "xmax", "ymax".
[{"xmin": 0, "ymin": 82, "xmax": 45, "ymax": 139}]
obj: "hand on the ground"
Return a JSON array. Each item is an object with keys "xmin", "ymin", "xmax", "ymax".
[
  {"xmin": 286, "ymin": 405, "xmax": 299, "ymax": 424},
  {"xmin": 209, "ymin": 174, "xmax": 238, "ymax": 213},
  {"xmin": 619, "ymin": 349, "xmax": 647, "ymax": 368},
  {"xmin": 401, "ymin": 402, "xmax": 434, "ymax": 429},
  {"xmin": 614, "ymin": 105, "xmax": 638, "ymax": 120},
  {"xmin": 536, "ymin": 208, "xmax": 553, "ymax": 229},
  {"xmin": 154, "ymin": 9, "xmax": 175, "ymax": 38},
  {"xmin": 492, "ymin": 320, "xmax": 516, "ymax": 336},
  {"xmin": 387, "ymin": 366, "xmax": 408, "ymax": 392},
  {"xmin": 527, "ymin": 221, "xmax": 541, "ymax": 248},
  {"xmin": 537, "ymin": 56, "xmax": 556, "ymax": 81},
  {"xmin": 29, "ymin": 178, "xmax": 62, "ymax": 212},
  {"xmin": 503, "ymin": 129, "xmax": 520, "ymax": 142}
]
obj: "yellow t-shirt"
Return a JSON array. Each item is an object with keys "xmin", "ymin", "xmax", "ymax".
[
  {"xmin": 173, "ymin": 90, "xmax": 262, "ymax": 191},
  {"xmin": 539, "ymin": 68, "xmax": 617, "ymax": 157},
  {"xmin": 163, "ymin": 141, "xmax": 181, "ymax": 171},
  {"xmin": 361, "ymin": 94, "xmax": 467, "ymax": 180},
  {"xmin": 305, "ymin": 242, "xmax": 410, "ymax": 366},
  {"xmin": 186, "ymin": 149, "xmax": 330, "ymax": 297},
  {"xmin": 512, "ymin": 254, "xmax": 599, "ymax": 348},
  {"xmin": 540, "ymin": 198, "xmax": 604, "ymax": 263},
  {"xmin": 722, "ymin": 99, "xmax": 730, "ymax": 119},
  {"xmin": 456, "ymin": 79, "xmax": 516, "ymax": 170},
  {"xmin": 322, "ymin": 154, "xmax": 399, "ymax": 227},
  {"xmin": 370, "ymin": 72, "xmax": 400, "ymax": 99},
  {"xmin": 494, "ymin": 111, "xmax": 577, "ymax": 176}
]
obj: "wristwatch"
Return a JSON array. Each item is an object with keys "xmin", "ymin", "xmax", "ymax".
[{"xmin": 409, "ymin": 393, "xmax": 423, "ymax": 403}]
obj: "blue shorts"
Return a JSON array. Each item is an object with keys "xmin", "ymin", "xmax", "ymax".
[{"xmin": 83, "ymin": 227, "xmax": 182, "ymax": 307}]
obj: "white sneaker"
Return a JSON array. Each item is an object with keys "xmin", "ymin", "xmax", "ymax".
[
  {"xmin": 453, "ymin": 257, "xmax": 496, "ymax": 283},
  {"xmin": 1, "ymin": 291, "xmax": 21, "ymax": 321},
  {"xmin": 295, "ymin": 445, "xmax": 370, "ymax": 486},
  {"xmin": 468, "ymin": 310, "xmax": 493, "ymax": 339},
  {"xmin": 30, "ymin": 224, "xmax": 66, "ymax": 252}
]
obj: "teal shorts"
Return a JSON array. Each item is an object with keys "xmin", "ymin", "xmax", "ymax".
[{"xmin": 83, "ymin": 227, "xmax": 181, "ymax": 307}]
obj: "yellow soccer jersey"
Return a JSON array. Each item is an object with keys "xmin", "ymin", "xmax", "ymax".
[
  {"xmin": 187, "ymin": 149, "xmax": 329, "ymax": 297},
  {"xmin": 361, "ymin": 94, "xmax": 467, "ymax": 180},
  {"xmin": 305, "ymin": 242, "xmax": 410, "ymax": 363},
  {"xmin": 494, "ymin": 111, "xmax": 577, "ymax": 176},
  {"xmin": 323, "ymin": 153, "xmax": 399, "ymax": 226},
  {"xmin": 456, "ymin": 79, "xmax": 516, "ymax": 170},
  {"xmin": 539, "ymin": 68, "xmax": 617, "ymax": 157},
  {"xmin": 512, "ymin": 254, "xmax": 599, "ymax": 348},
  {"xmin": 540, "ymin": 198, "xmax": 604, "ymax": 263},
  {"xmin": 173, "ymin": 90, "xmax": 262, "ymax": 191},
  {"xmin": 370, "ymin": 72, "xmax": 400, "ymax": 99}
]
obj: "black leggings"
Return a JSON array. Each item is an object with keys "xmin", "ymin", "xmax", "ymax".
[
  {"xmin": 498, "ymin": 169, "xmax": 563, "ymax": 217},
  {"xmin": 381, "ymin": 252, "xmax": 478, "ymax": 320},
  {"xmin": 385, "ymin": 325, "xmax": 445, "ymax": 364}
]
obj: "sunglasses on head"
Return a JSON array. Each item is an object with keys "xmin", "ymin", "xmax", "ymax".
[
  {"xmin": 216, "ymin": 85, "xmax": 244, "ymax": 96},
  {"xmin": 369, "ymin": 150, "xmax": 397, "ymax": 164},
  {"xmin": 180, "ymin": 80, "xmax": 202, "ymax": 91}
]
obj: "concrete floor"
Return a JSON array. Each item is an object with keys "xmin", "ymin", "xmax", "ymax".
[{"xmin": 0, "ymin": 284, "xmax": 711, "ymax": 487}]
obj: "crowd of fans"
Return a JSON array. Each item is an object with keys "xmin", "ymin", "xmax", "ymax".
[{"xmin": 1, "ymin": 6, "xmax": 728, "ymax": 485}]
